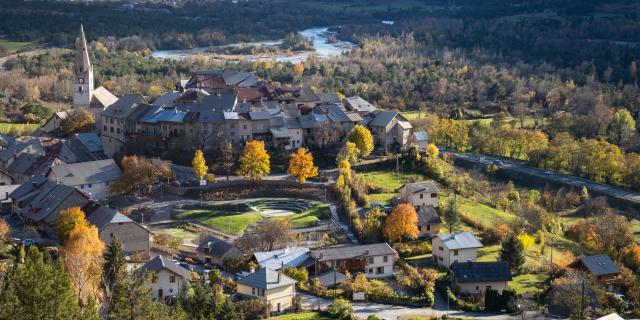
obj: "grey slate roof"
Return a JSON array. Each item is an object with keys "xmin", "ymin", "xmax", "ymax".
[
  {"xmin": 368, "ymin": 111, "xmax": 399, "ymax": 127},
  {"xmin": 236, "ymin": 267, "xmax": 296, "ymax": 290},
  {"xmin": 82, "ymin": 201, "xmax": 145, "ymax": 232},
  {"xmin": 254, "ymin": 247, "xmax": 310, "ymax": 270},
  {"xmin": 578, "ymin": 255, "xmax": 619, "ymax": 276},
  {"xmin": 402, "ymin": 181, "xmax": 439, "ymax": 194},
  {"xmin": 48, "ymin": 159, "xmax": 121, "ymax": 187},
  {"xmin": 153, "ymin": 92, "xmax": 181, "ymax": 106},
  {"xmin": 74, "ymin": 133, "xmax": 103, "ymax": 153},
  {"xmin": 196, "ymin": 235, "xmax": 237, "ymax": 258},
  {"xmin": 436, "ymin": 232, "xmax": 483, "ymax": 250},
  {"xmin": 312, "ymin": 243, "xmax": 397, "ymax": 262},
  {"xmin": 345, "ymin": 96, "xmax": 377, "ymax": 113},
  {"xmin": 294, "ymin": 86, "xmax": 319, "ymax": 103},
  {"xmin": 138, "ymin": 255, "xmax": 191, "ymax": 281},
  {"xmin": 102, "ymin": 94, "xmax": 147, "ymax": 119},
  {"xmin": 451, "ymin": 261, "xmax": 512, "ymax": 283},
  {"xmin": 417, "ymin": 205, "xmax": 441, "ymax": 225},
  {"xmin": 270, "ymin": 127, "xmax": 292, "ymax": 139}
]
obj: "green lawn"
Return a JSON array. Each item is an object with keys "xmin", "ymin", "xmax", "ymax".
[
  {"xmin": 0, "ymin": 123, "xmax": 38, "ymax": 136},
  {"xmin": 172, "ymin": 199, "xmax": 330, "ymax": 234},
  {"xmin": 273, "ymin": 204, "xmax": 330, "ymax": 228},
  {"xmin": 359, "ymin": 170, "xmax": 428, "ymax": 206},
  {"xmin": 271, "ymin": 311, "xmax": 333, "ymax": 320},
  {"xmin": 441, "ymin": 194, "xmax": 516, "ymax": 226},
  {"xmin": 0, "ymin": 40, "xmax": 33, "ymax": 55}
]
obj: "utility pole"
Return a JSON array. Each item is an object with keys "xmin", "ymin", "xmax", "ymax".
[{"xmin": 580, "ymin": 278, "xmax": 585, "ymax": 320}]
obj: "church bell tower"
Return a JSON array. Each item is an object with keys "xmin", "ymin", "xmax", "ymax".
[{"xmin": 72, "ymin": 23, "xmax": 94, "ymax": 109}]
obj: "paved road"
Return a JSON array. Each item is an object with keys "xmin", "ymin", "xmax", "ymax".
[
  {"xmin": 446, "ymin": 150, "xmax": 640, "ymax": 208},
  {"xmin": 300, "ymin": 293, "xmax": 518, "ymax": 319}
]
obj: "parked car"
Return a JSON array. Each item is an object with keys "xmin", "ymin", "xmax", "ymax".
[{"xmin": 22, "ymin": 238, "xmax": 36, "ymax": 246}]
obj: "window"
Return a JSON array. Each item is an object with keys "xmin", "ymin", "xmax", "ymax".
[
  {"xmin": 431, "ymin": 193, "xmax": 437, "ymax": 198},
  {"xmin": 367, "ymin": 257, "xmax": 374, "ymax": 264},
  {"xmin": 383, "ymin": 256, "xmax": 388, "ymax": 263},
  {"xmin": 439, "ymin": 246, "xmax": 444, "ymax": 251},
  {"xmin": 426, "ymin": 225, "xmax": 431, "ymax": 231},
  {"xmin": 169, "ymin": 276, "xmax": 176, "ymax": 283},
  {"xmin": 476, "ymin": 286, "xmax": 479, "ymax": 291},
  {"xmin": 438, "ymin": 256, "xmax": 443, "ymax": 261},
  {"xmin": 204, "ymin": 248, "xmax": 209, "ymax": 253},
  {"xmin": 117, "ymin": 128, "xmax": 120, "ymax": 134},
  {"xmin": 453, "ymin": 249, "xmax": 459, "ymax": 256},
  {"xmin": 110, "ymin": 119, "xmax": 114, "ymax": 124},
  {"xmin": 252, "ymin": 288, "xmax": 256, "ymax": 295},
  {"xmin": 420, "ymin": 194, "xmax": 424, "ymax": 199},
  {"xmin": 88, "ymin": 184, "xmax": 92, "ymax": 188},
  {"xmin": 418, "ymin": 225, "xmax": 422, "ymax": 231},
  {"xmin": 368, "ymin": 268, "xmax": 373, "ymax": 274},
  {"xmin": 376, "ymin": 267, "xmax": 384, "ymax": 274},
  {"xmin": 110, "ymin": 127, "xmax": 114, "ymax": 132},
  {"xmin": 80, "ymin": 185, "xmax": 85, "ymax": 189},
  {"xmin": 79, "ymin": 86, "xmax": 83, "ymax": 92},
  {"xmin": 243, "ymin": 125, "xmax": 247, "ymax": 130},
  {"xmin": 109, "ymin": 233, "xmax": 113, "ymax": 238},
  {"xmin": 103, "ymin": 125, "xmax": 107, "ymax": 131},
  {"xmin": 78, "ymin": 77, "xmax": 84, "ymax": 84}
]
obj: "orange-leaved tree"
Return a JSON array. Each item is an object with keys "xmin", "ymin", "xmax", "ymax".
[
  {"xmin": 288, "ymin": 147, "xmax": 318, "ymax": 183},
  {"xmin": 383, "ymin": 203, "xmax": 419, "ymax": 242},
  {"xmin": 56, "ymin": 207, "xmax": 88, "ymax": 244},
  {"xmin": 237, "ymin": 140, "xmax": 270, "ymax": 180},
  {"xmin": 110, "ymin": 155, "xmax": 175, "ymax": 195},
  {"xmin": 61, "ymin": 219, "xmax": 105, "ymax": 302}
]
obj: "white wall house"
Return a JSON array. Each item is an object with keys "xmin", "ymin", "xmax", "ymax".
[
  {"xmin": 138, "ymin": 255, "xmax": 191, "ymax": 299},
  {"xmin": 47, "ymin": 159, "xmax": 122, "ymax": 200},
  {"xmin": 432, "ymin": 232, "xmax": 483, "ymax": 268},
  {"xmin": 236, "ymin": 267, "xmax": 297, "ymax": 313},
  {"xmin": 399, "ymin": 181, "xmax": 440, "ymax": 208},
  {"xmin": 450, "ymin": 261, "xmax": 512, "ymax": 295}
]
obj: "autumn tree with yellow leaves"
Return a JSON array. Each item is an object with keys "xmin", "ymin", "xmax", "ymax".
[
  {"xmin": 287, "ymin": 147, "xmax": 318, "ymax": 183},
  {"xmin": 383, "ymin": 203, "xmax": 419, "ymax": 242},
  {"xmin": 192, "ymin": 149, "xmax": 208, "ymax": 181},
  {"xmin": 293, "ymin": 62, "xmax": 304, "ymax": 76},
  {"xmin": 63, "ymin": 223, "xmax": 105, "ymax": 302},
  {"xmin": 61, "ymin": 108, "xmax": 95, "ymax": 136},
  {"xmin": 56, "ymin": 207, "xmax": 88, "ymax": 244},
  {"xmin": 237, "ymin": 140, "xmax": 270, "ymax": 180},
  {"xmin": 348, "ymin": 125, "xmax": 374, "ymax": 158}
]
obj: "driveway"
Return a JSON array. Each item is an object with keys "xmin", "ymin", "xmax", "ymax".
[{"xmin": 299, "ymin": 293, "xmax": 518, "ymax": 319}]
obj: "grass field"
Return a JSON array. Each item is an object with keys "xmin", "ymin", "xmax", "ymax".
[
  {"xmin": 0, "ymin": 123, "xmax": 38, "ymax": 136},
  {"xmin": 359, "ymin": 170, "xmax": 429, "ymax": 205},
  {"xmin": 271, "ymin": 311, "xmax": 332, "ymax": 320},
  {"xmin": 171, "ymin": 199, "xmax": 330, "ymax": 234},
  {"xmin": 0, "ymin": 40, "xmax": 33, "ymax": 55}
]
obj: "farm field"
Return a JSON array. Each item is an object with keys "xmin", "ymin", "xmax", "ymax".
[{"xmin": 0, "ymin": 40, "xmax": 33, "ymax": 55}]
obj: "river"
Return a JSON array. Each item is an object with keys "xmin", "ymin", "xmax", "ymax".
[{"xmin": 152, "ymin": 27, "xmax": 355, "ymax": 62}]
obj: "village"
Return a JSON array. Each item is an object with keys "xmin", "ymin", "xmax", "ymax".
[{"xmin": 0, "ymin": 24, "xmax": 636, "ymax": 320}]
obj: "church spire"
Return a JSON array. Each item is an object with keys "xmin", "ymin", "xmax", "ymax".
[{"xmin": 74, "ymin": 23, "xmax": 92, "ymax": 76}]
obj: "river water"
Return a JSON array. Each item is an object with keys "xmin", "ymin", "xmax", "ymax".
[{"xmin": 152, "ymin": 27, "xmax": 355, "ymax": 62}]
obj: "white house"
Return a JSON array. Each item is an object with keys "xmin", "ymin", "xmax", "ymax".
[
  {"xmin": 450, "ymin": 261, "xmax": 512, "ymax": 295},
  {"xmin": 399, "ymin": 181, "xmax": 439, "ymax": 208},
  {"xmin": 311, "ymin": 243, "xmax": 398, "ymax": 279},
  {"xmin": 432, "ymin": 232, "xmax": 483, "ymax": 268},
  {"xmin": 47, "ymin": 159, "xmax": 122, "ymax": 199},
  {"xmin": 137, "ymin": 255, "xmax": 191, "ymax": 299}
]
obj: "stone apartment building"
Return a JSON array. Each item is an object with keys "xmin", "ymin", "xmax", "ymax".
[{"xmin": 99, "ymin": 70, "xmax": 414, "ymax": 157}]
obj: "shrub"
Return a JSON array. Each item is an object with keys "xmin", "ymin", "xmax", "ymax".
[
  {"xmin": 327, "ymin": 298, "xmax": 353, "ymax": 320},
  {"xmin": 236, "ymin": 299, "xmax": 268, "ymax": 320},
  {"xmin": 283, "ymin": 267, "xmax": 308, "ymax": 285}
]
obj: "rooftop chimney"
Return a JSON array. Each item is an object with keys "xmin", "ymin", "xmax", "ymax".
[{"xmin": 249, "ymin": 266, "xmax": 255, "ymax": 273}]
